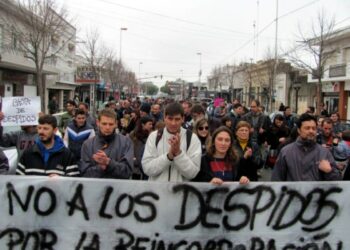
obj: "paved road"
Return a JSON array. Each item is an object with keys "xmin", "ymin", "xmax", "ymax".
[{"xmin": 258, "ymin": 167, "xmax": 273, "ymax": 182}]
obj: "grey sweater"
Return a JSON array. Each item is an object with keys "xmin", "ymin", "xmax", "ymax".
[
  {"xmin": 79, "ymin": 133, "xmax": 133, "ymax": 179},
  {"xmin": 0, "ymin": 126, "xmax": 37, "ymax": 158},
  {"xmin": 272, "ymin": 138, "xmax": 342, "ymax": 181}
]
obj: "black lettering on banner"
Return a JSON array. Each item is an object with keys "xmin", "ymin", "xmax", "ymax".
[
  {"xmin": 267, "ymin": 186, "xmax": 287, "ymax": 226},
  {"xmin": 156, "ymin": 240, "xmax": 166, "ymax": 250},
  {"xmin": 173, "ymin": 184, "xmax": 205, "ymax": 230},
  {"xmin": 114, "ymin": 228, "xmax": 134, "ymax": 249},
  {"xmin": 33, "ymin": 187, "xmax": 56, "ymax": 216},
  {"xmin": 134, "ymin": 192, "xmax": 159, "ymax": 223},
  {"xmin": 204, "ymin": 240, "xmax": 217, "ymax": 250},
  {"xmin": 266, "ymin": 239, "xmax": 276, "ymax": 250},
  {"xmin": 75, "ymin": 233, "xmax": 100, "ymax": 250},
  {"xmin": 271, "ymin": 189, "xmax": 306, "ymax": 230},
  {"xmin": 203, "ymin": 187, "xmax": 229, "ymax": 229},
  {"xmin": 0, "ymin": 228, "xmax": 57, "ymax": 250},
  {"xmin": 115, "ymin": 194, "xmax": 134, "ymax": 218},
  {"xmin": 39, "ymin": 229, "xmax": 57, "ymax": 250},
  {"xmin": 22, "ymin": 232, "xmax": 39, "ymax": 250},
  {"xmin": 232, "ymin": 245, "xmax": 245, "ymax": 250},
  {"xmin": 271, "ymin": 187, "xmax": 342, "ymax": 232},
  {"xmin": 134, "ymin": 237, "xmax": 150, "ymax": 249},
  {"xmin": 217, "ymin": 239, "xmax": 233, "ymax": 250},
  {"xmin": 249, "ymin": 186, "xmax": 276, "ymax": 230},
  {"xmin": 0, "ymin": 228, "xmax": 24, "ymax": 250},
  {"xmin": 66, "ymin": 183, "xmax": 90, "ymax": 220},
  {"xmin": 186, "ymin": 241, "xmax": 202, "ymax": 250},
  {"xmin": 172, "ymin": 240, "xmax": 188, "ymax": 250},
  {"xmin": 250, "ymin": 237, "xmax": 264, "ymax": 250},
  {"xmin": 151, "ymin": 233, "xmax": 160, "ymax": 250},
  {"xmin": 300, "ymin": 187, "xmax": 342, "ymax": 232},
  {"xmin": 7, "ymin": 182, "xmax": 34, "ymax": 215},
  {"xmin": 99, "ymin": 186, "xmax": 114, "ymax": 219},
  {"xmin": 223, "ymin": 188, "xmax": 251, "ymax": 231}
]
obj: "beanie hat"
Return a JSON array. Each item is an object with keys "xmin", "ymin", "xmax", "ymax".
[
  {"xmin": 140, "ymin": 103, "xmax": 151, "ymax": 114},
  {"xmin": 140, "ymin": 115, "xmax": 154, "ymax": 124}
]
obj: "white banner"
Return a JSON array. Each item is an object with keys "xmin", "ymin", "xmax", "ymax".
[
  {"xmin": 0, "ymin": 176, "xmax": 348, "ymax": 249},
  {"xmin": 1, "ymin": 97, "xmax": 40, "ymax": 126}
]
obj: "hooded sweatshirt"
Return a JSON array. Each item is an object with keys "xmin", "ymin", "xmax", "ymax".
[{"xmin": 17, "ymin": 135, "xmax": 78, "ymax": 176}]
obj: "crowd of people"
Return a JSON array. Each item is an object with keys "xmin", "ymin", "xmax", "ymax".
[{"xmin": 0, "ymin": 96, "xmax": 349, "ymax": 183}]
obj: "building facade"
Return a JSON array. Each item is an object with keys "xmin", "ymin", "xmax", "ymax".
[
  {"xmin": 0, "ymin": 0, "xmax": 77, "ymax": 113},
  {"xmin": 308, "ymin": 26, "xmax": 350, "ymax": 120}
]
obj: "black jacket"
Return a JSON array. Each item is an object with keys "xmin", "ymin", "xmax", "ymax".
[
  {"xmin": 233, "ymin": 140, "xmax": 261, "ymax": 181},
  {"xmin": 193, "ymin": 154, "xmax": 238, "ymax": 182},
  {"xmin": 17, "ymin": 137, "xmax": 79, "ymax": 176},
  {"xmin": 0, "ymin": 149, "xmax": 9, "ymax": 174}
]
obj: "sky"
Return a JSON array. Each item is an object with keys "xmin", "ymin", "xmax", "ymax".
[{"xmin": 57, "ymin": 0, "xmax": 350, "ymax": 86}]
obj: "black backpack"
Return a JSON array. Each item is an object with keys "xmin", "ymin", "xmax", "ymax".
[{"xmin": 155, "ymin": 128, "xmax": 192, "ymax": 151}]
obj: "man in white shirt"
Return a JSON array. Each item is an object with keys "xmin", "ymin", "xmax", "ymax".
[{"xmin": 142, "ymin": 102, "xmax": 201, "ymax": 182}]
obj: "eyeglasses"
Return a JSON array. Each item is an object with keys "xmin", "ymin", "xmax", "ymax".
[{"xmin": 198, "ymin": 126, "xmax": 209, "ymax": 131}]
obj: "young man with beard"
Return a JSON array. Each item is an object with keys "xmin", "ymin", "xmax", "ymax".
[
  {"xmin": 79, "ymin": 109, "xmax": 133, "ymax": 179},
  {"xmin": 0, "ymin": 112, "xmax": 37, "ymax": 158},
  {"xmin": 63, "ymin": 109, "xmax": 95, "ymax": 161},
  {"xmin": 142, "ymin": 102, "xmax": 201, "ymax": 182},
  {"xmin": 59, "ymin": 100, "xmax": 77, "ymax": 135},
  {"xmin": 16, "ymin": 115, "xmax": 79, "ymax": 177},
  {"xmin": 271, "ymin": 113, "xmax": 341, "ymax": 181}
]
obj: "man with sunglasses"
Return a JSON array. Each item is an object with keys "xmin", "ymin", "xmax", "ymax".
[{"xmin": 191, "ymin": 104, "xmax": 220, "ymax": 134}]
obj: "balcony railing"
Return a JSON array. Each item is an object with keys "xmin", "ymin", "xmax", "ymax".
[{"xmin": 329, "ymin": 64, "xmax": 346, "ymax": 78}]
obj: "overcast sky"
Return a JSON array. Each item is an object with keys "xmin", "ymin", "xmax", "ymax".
[{"xmin": 57, "ymin": 0, "xmax": 350, "ymax": 86}]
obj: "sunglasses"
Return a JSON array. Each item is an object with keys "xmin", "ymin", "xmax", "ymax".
[{"xmin": 198, "ymin": 126, "xmax": 209, "ymax": 131}]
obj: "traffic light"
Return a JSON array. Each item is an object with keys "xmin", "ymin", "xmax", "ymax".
[{"xmin": 121, "ymin": 91, "xmax": 125, "ymax": 99}]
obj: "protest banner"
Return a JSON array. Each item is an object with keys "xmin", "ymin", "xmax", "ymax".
[
  {"xmin": 1, "ymin": 97, "xmax": 41, "ymax": 126},
  {"xmin": 0, "ymin": 176, "xmax": 347, "ymax": 249}
]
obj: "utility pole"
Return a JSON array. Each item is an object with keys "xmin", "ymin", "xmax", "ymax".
[
  {"xmin": 249, "ymin": 58, "xmax": 253, "ymax": 104},
  {"xmin": 197, "ymin": 52, "xmax": 202, "ymax": 84},
  {"xmin": 119, "ymin": 27, "xmax": 127, "ymax": 62},
  {"xmin": 139, "ymin": 62, "xmax": 143, "ymax": 95},
  {"xmin": 271, "ymin": 0, "xmax": 279, "ymax": 113}
]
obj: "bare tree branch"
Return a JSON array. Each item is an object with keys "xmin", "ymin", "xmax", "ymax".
[{"xmin": 0, "ymin": 0, "xmax": 75, "ymax": 111}]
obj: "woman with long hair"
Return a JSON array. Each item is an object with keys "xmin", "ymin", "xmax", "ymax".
[
  {"xmin": 233, "ymin": 121, "xmax": 261, "ymax": 181},
  {"xmin": 129, "ymin": 116, "xmax": 154, "ymax": 179},
  {"xmin": 193, "ymin": 126, "xmax": 249, "ymax": 184},
  {"xmin": 193, "ymin": 118, "xmax": 211, "ymax": 155}
]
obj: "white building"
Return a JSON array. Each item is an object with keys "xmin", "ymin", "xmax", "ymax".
[
  {"xmin": 308, "ymin": 26, "xmax": 350, "ymax": 119},
  {"xmin": 0, "ymin": 0, "xmax": 77, "ymax": 113}
]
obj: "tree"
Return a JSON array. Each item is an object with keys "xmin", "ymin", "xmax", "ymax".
[
  {"xmin": 79, "ymin": 28, "xmax": 113, "ymax": 114},
  {"xmin": 286, "ymin": 10, "xmax": 336, "ymax": 114},
  {"xmin": 160, "ymin": 83, "xmax": 171, "ymax": 95},
  {"xmin": 145, "ymin": 83, "xmax": 159, "ymax": 96},
  {"xmin": 0, "ymin": 0, "xmax": 74, "ymax": 112}
]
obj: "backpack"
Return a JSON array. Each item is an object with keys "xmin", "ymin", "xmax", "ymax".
[{"xmin": 155, "ymin": 128, "xmax": 192, "ymax": 151}]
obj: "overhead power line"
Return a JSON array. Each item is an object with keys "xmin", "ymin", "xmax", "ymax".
[
  {"xmin": 215, "ymin": 0, "xmax": 322, "ymax": 65},
  {"xmin": 98, "ymin": 0, "xmax": 250, "ymax": 35}
]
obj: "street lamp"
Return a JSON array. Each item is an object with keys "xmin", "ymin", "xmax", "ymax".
[
  {"xmin": 180, "ymin": 69, "xmax": 184, "ymax": 99},
  {"xmin": 197, "ymin": 52, "xmax": 202, "ymax": 84},
  {"xmin": 119, "ymin": 27, "xmax": 128, "ymax": 62},
  {"xmin": 139, "ymin": 62, "xmax": 143, "ymax": 94}
]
